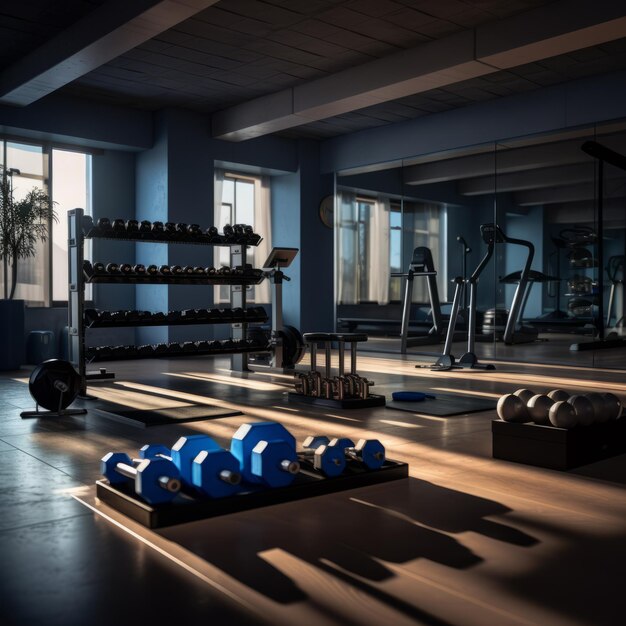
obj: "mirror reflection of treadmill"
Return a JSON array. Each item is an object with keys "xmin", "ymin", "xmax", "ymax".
[{"xmin": 480, "ymin": 224, "xmax": 539, "ymax": 345}]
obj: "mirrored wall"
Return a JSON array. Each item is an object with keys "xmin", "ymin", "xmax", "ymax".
[{"xmin": 334, "ymin": 120, "xmax": 626, "ymax": 369}]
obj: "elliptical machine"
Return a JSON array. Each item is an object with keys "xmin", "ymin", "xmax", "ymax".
[{"xmin": 431, "ymin": 223, "xmax": 537, "ymax": 371}]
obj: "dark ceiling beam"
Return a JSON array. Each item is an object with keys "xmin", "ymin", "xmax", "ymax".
[
  {"xmin": 213, "ymin": 0, "xmax": 626, "ymax": 141},
  {"xmin": 0, "ymin": 0, "xmax": 220, "ymax": 106},
  {"xmin": 546, "ymin": 199, "xmax": 626, "ymax": 224},
  {"xmin": 515, "ymin": 182, "xmax": 597, "ymax": 206},
  {"xmin": 458, "ymin": 162, "xmax": 626, "ymax": 196},
  {"xmin": 404, "ymin": 138, "xmax": 590, "ymax": 186}
]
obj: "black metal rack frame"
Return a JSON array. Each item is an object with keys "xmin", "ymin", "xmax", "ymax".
[{"xmin": 68, "ymin": 208, "xmax": 267, "ymax": 394}]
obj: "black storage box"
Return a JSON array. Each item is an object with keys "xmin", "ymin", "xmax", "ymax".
[{"xmin": 492, "ymin": 418, "xmax": 626, "ymax": 470}]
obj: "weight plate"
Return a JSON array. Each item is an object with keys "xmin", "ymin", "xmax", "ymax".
[
  {"xmin": 28, "ymin": 359, "xmax": 81, "ymax": 411},
  {"xmin": 280, "ymin": 325, "xmax": 306, "ymax": 367}
]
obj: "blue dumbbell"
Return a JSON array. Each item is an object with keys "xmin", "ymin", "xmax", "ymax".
[
  {"xmin": 140, "ymin": 436, "xmax": 241, "ymax": 498},
  {"xmin": 101, "ymin": 452, "xmax": 181, "ymax": 504},
  {"xmin": 328, "ymin": 437, "xmax": 386, "ymax": 469},
  {"xmin": 301, "ymin": 435, "xmax": 346, "ymax": 477},
  {"xmin": 231, "ymin": 422, "xmax": 300, "ymax": 488}
]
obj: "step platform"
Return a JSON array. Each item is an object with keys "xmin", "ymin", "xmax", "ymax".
[
  {"xmin": 96, "ymin": 455, "xmax": 408, "ymax": 529},
  {"xmin": 492, "ymin": 417, "xmax": 626, "ymax": 470}
]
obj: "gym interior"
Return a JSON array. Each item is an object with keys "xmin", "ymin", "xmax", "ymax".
[{"xmin": 1, "ymin": 2, "xmax": 625, "ymax": 625}]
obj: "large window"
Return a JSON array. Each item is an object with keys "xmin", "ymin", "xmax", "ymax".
[
  {"xmin": 0, "ymin": 138, "xmax": 91, "ymax": 306},
  {"xmin": 214, "ymin": 170, "xmax": 271, "ymax": 303},
  {"xmin": 0, "ymin": 140, "xmax": 48, "ymax": 305},
  {"xmin": 51, "ymin": 149, "xmax": 92, "ymax": 303}
]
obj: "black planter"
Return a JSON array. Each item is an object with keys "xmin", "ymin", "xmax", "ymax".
[{"xmin": 0, "ymin": 299, "xmax": 25, "ymax": 370}]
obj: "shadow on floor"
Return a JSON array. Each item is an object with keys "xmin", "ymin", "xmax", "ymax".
[{"xmin": 159, "ymin": 476, "xmax": 535, "ymax": 621}]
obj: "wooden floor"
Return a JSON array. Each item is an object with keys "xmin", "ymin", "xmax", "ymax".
[{"xmin": 1, "ymin": 352, "xmax": 625, "ymax": 626}]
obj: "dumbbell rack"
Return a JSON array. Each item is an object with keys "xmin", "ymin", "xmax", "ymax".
[
  {"xmin": 95, "ymin": 456, "xmax": 409, "ymax": 529},
  {"xmin": 68, "ymin": 208, "xmax": 267, "ymax": 395}
]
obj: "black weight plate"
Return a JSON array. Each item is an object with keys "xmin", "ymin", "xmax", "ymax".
[
  {"xmin": 28, "ymin": 359, "xmax": 81, "ymax": 411},
  {"xmin": 280, "ymin": 325, "xmax": 306, "ymax": 367}
]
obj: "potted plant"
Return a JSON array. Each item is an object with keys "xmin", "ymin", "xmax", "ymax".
[{"xmin": 0, "ymin": 165, "xmax": 56, "ymax": 370}]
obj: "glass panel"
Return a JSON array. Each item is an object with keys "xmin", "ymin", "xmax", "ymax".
[
  {"xmin": 52, "ymin": 149, "xmax": 92, "ymax": 302},
  {"xmin": 494, "ymin": 128, "xmax": 598, "ymax": 366}
]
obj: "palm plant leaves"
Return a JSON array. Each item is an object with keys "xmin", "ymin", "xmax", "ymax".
[{"xmin": 0, "ymin": 167, "xmax": 57, "ymax": 298}]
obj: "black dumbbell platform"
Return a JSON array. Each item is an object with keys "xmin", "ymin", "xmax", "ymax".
[{"xmin": 96, "ymin": 455, "xmax": 408, "ymax": 529}]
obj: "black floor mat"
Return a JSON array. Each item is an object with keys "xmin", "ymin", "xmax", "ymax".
[
  {"xmin": 93, "ymin": 404, "xmax": 242, "ymax": 427},
  {"xmin": 387, "ymin": 393, "xmax": 496, "ymax": 416}
]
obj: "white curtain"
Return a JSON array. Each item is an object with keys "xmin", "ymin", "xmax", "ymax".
[
  {"xmin": 367, "ymin": 195, "xmax": 390, "ymax": 305},
  {"xmin": 404, "ymin": 201, "xmax": 445, "ymax": 302},
  {"xmin": 253, "ymin": 175, "xmax": 271, "ymax": 303},
  {"xmin": 337, "ymin": 190, "xmax": 391, "ymax": 305},
  {"xmin": 337, "ymin": 190, "xmax": 358, "ymax": 304}
]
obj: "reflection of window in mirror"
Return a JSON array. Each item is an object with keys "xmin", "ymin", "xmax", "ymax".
[{"xmin": 336, "ymin": 189, "xmax": 446, "ymax": 305}]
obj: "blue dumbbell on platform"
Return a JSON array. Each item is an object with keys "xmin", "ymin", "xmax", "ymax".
[
  {"xmin": 101, "ymin": 452, "xmax": 181, "ymax": 504},
  {"xmin": 231, "ymin": 422, "xmax": 300, "ymax": 488},
  {"xmin": 140, "ymin": 434, "xmax": 241, "ymax": 498},
  {"xmin": 328, "ymin": 437, "xmax": 386, "ymax": 469},
  {"xmin": 301, "ymin": 435, "xmax": 346, "ymax": 477}
]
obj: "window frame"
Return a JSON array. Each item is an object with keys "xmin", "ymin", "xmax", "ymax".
[{"xmin": 1, "ymin": 135, "xmax": 96, "ymax": 308}]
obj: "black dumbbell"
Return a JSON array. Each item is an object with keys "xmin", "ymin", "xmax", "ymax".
[
  {"xmin": 209, "ymin": 340, "xmax": 223, "ymax": 351},
  {"xmin": 219, "ymin": 308, "xmax": 234, "ymax": 320},
  {"xmin": 153, "ymin": 343, "xmax": 169, "ymax": 355},
  {"xmin": 137, "ymin": 344, "xmax": 155, "ymax": 357},
  {"xmin": 222, "ymin": 224, "xmax": 235, "ymax": 242},
  {"xmin": 82, "ymin": 215, "xmax": 94, "ymax": 234},
  {"xmin": 176, "ymin": 223, "xmax": 188, "ymax": 234},
  {"xmin": 109, "ymin": 311, "xmax": 127, "ymax": 324},
  {"xmin": 193, "ymin": 266, "xmax": 205, "ymax": 276},
  {"xmin": 84, "ymin": 309, "xmax": 100, "ymax": 325},
  {"xmin": 167, "ymin": 311, "xmax": 182, "ymax": 322},
  {"xmin": 180, "ymin": 309, "xmax": 197, "ymax": 322},
  {"xmin": 159, "ymin": 265, "xmax": 171, "ymax": 275},
  {"xmin": 205, "ymin": 267, "xmax": 216, "ymax": 276},
  {"xmin": 139, "ymin": 220, "xmax": 152, "ymax": 233},
  {"xmin": 187, "ymin": 224, "xmax": 202, "ymax": 238},
  {"xmin": 233, "ymin": 224, "xmax": 245, "ymax": 242},
  {"xmin": 133, "ymin": 264, "xmax": 147, "ymax": 275},
  {"xmin": 182, "ymin": 265, "xmax": 195, "ymax": 275},
  {"xmin": 106, "ymin": 262, "xmax": 120, "ymax": 274},
  {"xmin": 146, "ymin": 264, "xmax": 159, "ymax": 275},
  {"xmin": 171, "ymin": 265, "xmax": 183, "ymax": 275},
  {"xmin": 151, "ymin": 312, "xmax": 166, "ymax": 323},
  {"xmin": 164, "ymin": 222, "xmax": 177, "ymax": 236},
  {"xmin": 112, "ymin": 218, "xmax": 126, "ymax": 233},
  {"xmin": 93, "ymin": 262, "xmax": 106, "ymax": 274},
  {"xmin": 222, "ymin": 339, "xmax": 236, "ymax": 350},
  {"xmin": 182, "ymin": 341, "xmax": 197, "ymax": 353},
  {"xmin": 217, "ymin": 266, "xmax": 231, "ymax": 275},
  {"xmin": 206, "ymin": 226, "xmax": 220, "ymax": 242},
  {"xmin": 119, "ymin": 263, "xmax": 133, "ymax": 274},
  {"xmin": 168, "ymin": 343, "xmax": 183, "ymax": 354},
  {"xmin": 231, "ymin": 307, "xmax": 244, "ymax": 318},
  {"xmin": 152, "ymin": 221, "xmax": 164, "ymax": 234},
  {"xmin": 126, "ymin": 219, "xmax": 139, "ymax": 233},
  {"xmin": 97, "ymin": 217, "xmax": 113, "ymax": 233},
  {"xmin": 194, "ymin": 308, "xmax": 209, "ymax": 322},
  {"xmin": 195, "ymin": 341, "xmax": 210, "ymax": 352}
]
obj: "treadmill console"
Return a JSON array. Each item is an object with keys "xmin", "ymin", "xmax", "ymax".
[{"xmin": 480, "ymin": 223, "xmax": 505, "ymax": 244}]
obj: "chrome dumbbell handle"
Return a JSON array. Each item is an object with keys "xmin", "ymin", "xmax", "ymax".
[{"xmin": 120, "ymin": 461, "xmax": 181, "ymax": 493}]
